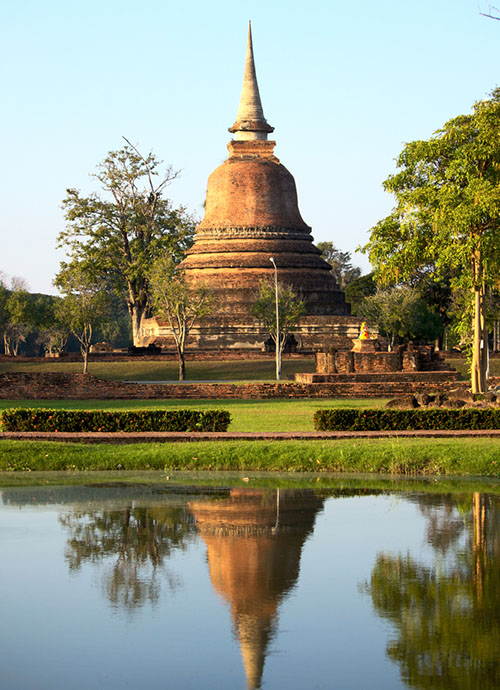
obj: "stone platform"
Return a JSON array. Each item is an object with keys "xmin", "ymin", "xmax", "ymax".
[
  {"xmin": 0, "ymin": 371, "xmax": 461, "ymax": 401},
  {"xmin": 140, "ymin": 314, "xmax": 362, "ymax": 351}
]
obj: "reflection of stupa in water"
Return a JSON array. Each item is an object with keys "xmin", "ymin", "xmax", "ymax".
[{"xmin": 189, "ymin": 489, "xmax": 324, "ymax": 690}]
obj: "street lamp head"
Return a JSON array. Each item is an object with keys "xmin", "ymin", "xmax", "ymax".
[{"xmin": 269, "ymin": 256, "xmax": 276, "ymax": 266}]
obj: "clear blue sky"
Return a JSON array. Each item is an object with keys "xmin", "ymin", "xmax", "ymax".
[{"xmin": 2, "ymin": 0, "xmax": 499, "ymax": 294}]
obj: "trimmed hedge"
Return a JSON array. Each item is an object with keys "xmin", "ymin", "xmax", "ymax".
[
  {"xmin": 1, "ymin": 408, "xmax": 231, "ymax": 433},
  {"xmin": 313, "ymin": 408, "xmax": 500, "ymax": 431}
]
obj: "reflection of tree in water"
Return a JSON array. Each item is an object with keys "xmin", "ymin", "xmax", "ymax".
[
  {"xmin": 60, "ymin": 505, "xmax": 196, "ymax": 609},
  {"xmin": 414, "ymin": 493, "xmax": 466, "ymax": 554},
  {"xmin": 366, "ymin": 493, "xmax": 500, "ymax": 689}
]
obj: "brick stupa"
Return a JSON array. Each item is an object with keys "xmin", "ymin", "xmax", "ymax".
[{"xmin": 140, "ymin": 24, "xmax": 361, "ymax": 349}]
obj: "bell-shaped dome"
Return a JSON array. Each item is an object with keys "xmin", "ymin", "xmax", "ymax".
[{"xmin": 198, "ymin": 152, "xmax": 310, "ymax": 232}]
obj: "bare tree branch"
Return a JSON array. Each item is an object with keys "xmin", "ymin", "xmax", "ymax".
[{"xmin": 479, "ymin": 4, "xmax": 500, "ymax": 20}]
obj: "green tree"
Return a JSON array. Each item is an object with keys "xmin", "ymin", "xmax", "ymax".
[
  {"xmin": 57, "ymin": 141, "xmax": 195, "ymax": 346},
  {"xmin": 0, "ymin": 277, "xmax": 9, "ymax": 354},
  {"xmin": 363, "ymin": 90, "xmax": 500, "ymax": 392},
  {"xmin": 54, "ymin": 262, "xmax": 109, "ymax": 373},
  {"xmin": 344, "ymin": 272, "xmax": 377, "ymax": 315},
  {"xmin": 149, "ymin": 256, "xmax": 214, "ymax": 381},
  {"xmin": 317, "ymin": 241, "xmax": 361, "ymax": 289},
  {"xmin": 251, "ymin": 279, "xmax": 306, "ymax": 380},
  {"xmin": 359, "ymin": 286, "xmax": 442, "ymax": 350},
  {"xmin": 416, "ymin": 272, "xmax": 454, "ymax": 350},
  {"xmin": 34, "ymin": 295, "xmax": 69, "ymax": 357},
  {"xmin": 4, "ymin": 281, "xmax": 37, "ymax": 356}
]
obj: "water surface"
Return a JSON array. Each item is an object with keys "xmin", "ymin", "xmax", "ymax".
[{"xmin": 1, "ymin": 481, "xmax": 498, "ymax": 689}]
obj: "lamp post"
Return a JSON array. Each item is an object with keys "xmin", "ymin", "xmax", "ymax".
[{"xmin": 269, "ymin": 257, "xmax": 280, "ymax": 381}]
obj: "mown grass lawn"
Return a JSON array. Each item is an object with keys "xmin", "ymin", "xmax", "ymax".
[
  {"xmin": 2, "ymin": 397, "xmax": 500, "ymax": 479},
  {"xmin": 2, "ymin": 356, "xmax": 500, "ymax": 479},
  {"xmin": 0, "ymin": 398, "xmax": 388, "ymax": 432},
  {"xmin": 4, "ymin": 353, "xmax": 497, "ymax": 382},
  {"xmin": 0, "ymin": 358, "xmax": 316, "ymax": 381}
]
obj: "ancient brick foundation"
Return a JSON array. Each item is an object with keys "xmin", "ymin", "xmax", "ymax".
[
  {"xmin": 139, "ymin": 314, "xmax": 362, "ymax": 351},
  {"xmin": 0, "ymin": 372, "xmax": 461, "ymax": 401},
  {"xmin": 302, "ymin": 345, "xmax": 450, "ymax": 381}
]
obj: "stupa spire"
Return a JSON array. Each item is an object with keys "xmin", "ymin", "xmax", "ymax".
[{"xmin": 229, "ymin": 22, "xmax": 274, "ymax": 141}]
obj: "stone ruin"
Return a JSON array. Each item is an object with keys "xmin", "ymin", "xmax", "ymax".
[
  {"xmin": 139, "ymin": 24, "xmax": 361, "ymax": 351},
  {"xmin": 295, "ymin": 340, "xmax": 455, "ymax": 383}
]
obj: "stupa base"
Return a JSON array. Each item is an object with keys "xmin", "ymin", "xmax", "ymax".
[{"xmin": 139, "ymin": 314, "xmax": 362, "ymax": 351}]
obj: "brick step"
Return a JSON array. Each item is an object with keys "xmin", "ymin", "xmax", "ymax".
[
  {"xmin": 420, "ymin": 362, "xmax": 455, "ymax": 371},
  {"xmin": 295, "ymin": 371, "xmax": 460, "ymax": 384}
]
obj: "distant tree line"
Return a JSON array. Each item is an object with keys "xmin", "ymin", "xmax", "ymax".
[{"xmin": 0, "ymin": 272, "xmax": 130, "ymax": 360}]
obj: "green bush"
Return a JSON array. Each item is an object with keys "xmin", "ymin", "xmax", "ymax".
[
  {"xmin": 313, "ymin": 408, "xmax": 500, "ymax": 431},
  {"xmin": 1, "ymin": 408, "xmax": 231, "ymax": 433}
]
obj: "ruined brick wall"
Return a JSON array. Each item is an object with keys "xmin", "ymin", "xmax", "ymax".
[
  {"xmin": 0, "ymin": 372, "xmax": 460, "ymax": 401},
  {"xmin": 316, "ymin": 350, "xmax": 403, "ymax": 374},
  {"xmin": 314, "ymin": 345, "xmax": 446, "ymax": 375}
]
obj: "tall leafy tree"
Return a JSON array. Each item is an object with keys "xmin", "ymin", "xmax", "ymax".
[
  {"xmin": 4, "ymin": 282, "xmax": 36, "ymax": 356},
  {"xmin": 34, "ymin": 295, "xmax": 69, "ymax": 357},
  {"xmin": 55, "ymin": 262, "xmax": 109, "ymax": 373},
  {"xmin": 57, "ymin": 141, "xmax": 196, "ymax": 346},
  {"xmin": 149, "ymin": 256, "xmax": 214, "ymax": 381},
  {"xmin": 344, "ymin": 272, "xmax": 377, "ymax": 315},
  {"xmin": 359, "ymin": 286, "xmax": 442, "ymax": 350},
  {"xmin": 363, "ymin": 90, "xmax": 500, "ymax": 392},
  {"xmin": 0, "ymin": 277, "xmax": 9, "ymax": 354},
  {"xmin": 317, "ymin": 241, "xmax": 361, "ymax": 289}
]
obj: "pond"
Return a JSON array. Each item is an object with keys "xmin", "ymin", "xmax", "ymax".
[{"xmin": 1, "ymin": 476, "xmax": 499, "ymax": 689}]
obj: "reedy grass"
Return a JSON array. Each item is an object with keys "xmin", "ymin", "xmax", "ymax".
[
  {"xmin": 1, "ymin": 438, "xmax": 499, "ymax": 477},
  {"xmin": 1, "ymin": 469, "xmax": 499, "ymax": 494}
]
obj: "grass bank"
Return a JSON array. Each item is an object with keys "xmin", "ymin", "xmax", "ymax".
[
  {"xmin": 0, "ymin": 398, "xmax": 388, "ymax": 432},
  {"xmin": 1, "ymin": 437, "xmax": 499, "ymax": 477}
]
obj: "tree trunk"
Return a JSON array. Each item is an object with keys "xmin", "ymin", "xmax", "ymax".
[
  {"xmin": 471, "ymin": 284, "xmax": 482, "ymax": 393},
  {"xmin": 177, "ymin": 351, "xmax": 185, "ymax": 381},
  {"xmin": 82, "ymin": 346, "xmax": 89, "ymax": 374},
  {"xmin": 480, "ymin": 283, "xmax": 488, "ymax": 391},
  {"xmin": 130, "ymin": 304, "xmax": 145, "ymax": 346},
  {"xmin": 175, "ymin": 341, "xmax": 186, "ymax": 381}
]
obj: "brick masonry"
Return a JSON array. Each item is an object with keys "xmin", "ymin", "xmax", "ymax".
[
  {"xmin": 312, "ymin": 345, "xmax": 442, "ymax": 376},
  {"xmin": 0, "ymin": 371, "xmax": 461, "ymax": 400},
  {"xmin": 140, "ymin": 124, "xmax": 354, "ymax": 350}
]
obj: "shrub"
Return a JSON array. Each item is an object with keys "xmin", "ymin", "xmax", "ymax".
[
  {"xmin": 1, "ymin": 408, "xmax": 231, "ymax": 433},
  {"xmin": 313, "ymin": 408, "xmax": 500, "ymax": 431}
]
